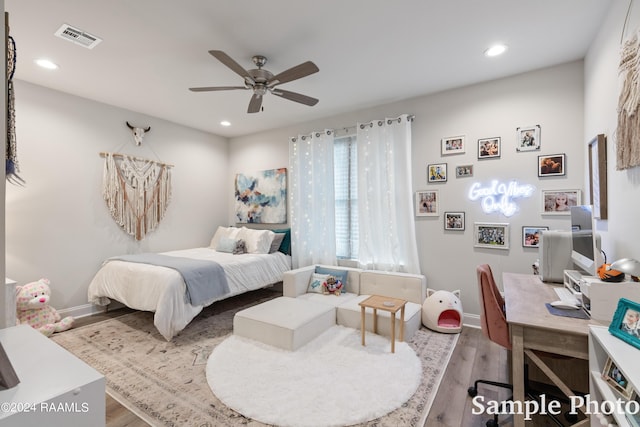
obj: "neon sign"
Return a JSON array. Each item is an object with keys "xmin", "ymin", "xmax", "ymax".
[{"xmin": 468, "ymin": 180, "xmax": 535, "ymax": 217}]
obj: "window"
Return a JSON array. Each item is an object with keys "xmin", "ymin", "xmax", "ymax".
[{"xmin": 334, "ymin": 136, "xmax": 358, "ymax": 259}]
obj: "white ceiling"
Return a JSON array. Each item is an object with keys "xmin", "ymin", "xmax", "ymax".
[{"xmin": 6, "ymin": 0, "xmax": 612, "ymax": 138}]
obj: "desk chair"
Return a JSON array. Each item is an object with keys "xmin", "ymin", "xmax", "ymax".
[{"xmin": 468, "ymin": 264, "xmax": 566, "ymax": 427}]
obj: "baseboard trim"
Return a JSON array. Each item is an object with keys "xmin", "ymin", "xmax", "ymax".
[
  {"xmin": 60, "ymin": 303, "xmax": 482, "ymax": 328},
  {"xmin": 462, "ymin": 313, "xmax": 480, "ymax": 329},
  {"xmin": 58, "ymin": 301, "xmax": 126, "ymax": 319}
]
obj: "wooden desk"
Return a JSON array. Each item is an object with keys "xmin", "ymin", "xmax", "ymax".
[{"xmin": 503, "ymin": 273, "xmax": 604, "ymax": 427}]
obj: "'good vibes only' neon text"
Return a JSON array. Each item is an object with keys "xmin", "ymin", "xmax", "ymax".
[{"xmin": 468, "ymin": 180, "xmax": 535, "ymax": 217}]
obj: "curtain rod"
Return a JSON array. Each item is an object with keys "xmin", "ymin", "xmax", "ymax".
[
  {"xmin": 292, "ymin": 114, "xmax": 415, "ymax": 141},
  {"xmin": 357, "ymin": 114, "xmax": 415, "ymax": 130},
  {"xmin": 99, "ymin": 151, "xmax": 174, "ymax": 168}
]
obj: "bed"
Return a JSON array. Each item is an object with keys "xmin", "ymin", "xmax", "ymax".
[{"xmin": 87, "ymin": 227, "xmax": 292, "ymax": 340}]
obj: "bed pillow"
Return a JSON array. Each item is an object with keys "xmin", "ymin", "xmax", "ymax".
[
  {"xmin": 210, "ymin": 226, "xmax": 240, "ymax": 249},
  {"xmin": 314, "ymin": 267, "xmax": 349, "ymax": 291},
  {"xmin": 238, "ymin": 227, "xmax": 275, "ymax": 254},
  {"xmin": 308, "ymin": 273, "xmax": 331, "ymax": 294},
  {"xmin": 269, "ymin": 233, "xmax": 286, "ymax": 254}
]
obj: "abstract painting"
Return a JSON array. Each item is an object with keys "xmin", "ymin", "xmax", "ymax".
[{"xmin": 235, "ymin": 168, "xmax": 287, "ymax": 223}]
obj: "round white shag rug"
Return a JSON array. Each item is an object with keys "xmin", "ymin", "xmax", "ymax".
[{"xmin": 206, "ymin": 325, "xmax": 422, "ymax": 427}]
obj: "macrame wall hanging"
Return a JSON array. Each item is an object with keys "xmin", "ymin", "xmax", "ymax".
[
  {"xmin": 616, "ymin": 1, "xmax": 640, "ymax": 170},
  {"xmin": 6, "ymin": 18, "xmax": 24, "ymax": 185},
  {"xmin": 101, "ymin": 152, "xmax": 172, "ymax": 240}
]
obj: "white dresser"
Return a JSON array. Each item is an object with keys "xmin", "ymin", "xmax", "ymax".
[{"xmin": 0, "ymin": 325, "xmax": 105, "ymax": 426}]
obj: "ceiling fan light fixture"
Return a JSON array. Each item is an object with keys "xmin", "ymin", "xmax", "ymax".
[
  {"xmin": 190, "ymin": 50, "xmax": 319, "ymax": 113},
  {"xmin": 484, "ymin": 44, "xmax": 508, "ymax": 57}
]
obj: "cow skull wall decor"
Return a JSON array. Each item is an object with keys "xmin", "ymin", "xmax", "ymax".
[{"xmin": 126, "ymin": 121, "xmax": 151, "ymax": 146}]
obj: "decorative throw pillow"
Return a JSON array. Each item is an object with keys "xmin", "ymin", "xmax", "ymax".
[
  {"xmin": 269, "ymin": 233, "xmax": 286, "ymax": 253},
  {"xmin": 216, "ymin": 236, "xmax": 238, "ymax": 253},
  {"xmin": 308, "ymin": 273, "xmax": 331, "ymax": 294},
  {"xmin": 272, "ymin": 228, "xmax": 291, "ymax": 255},
  {"xmin": 233, "ymin": 239, "xmax": 247, "ymax": 255},
  {"xmin": 314, "ymin": 267, "xmax": 349, "ymax": 293}
]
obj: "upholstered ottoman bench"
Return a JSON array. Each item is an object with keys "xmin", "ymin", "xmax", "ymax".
[{"xmin": 233, "ymin": 297, "xmax": 335, "ymax": 351}]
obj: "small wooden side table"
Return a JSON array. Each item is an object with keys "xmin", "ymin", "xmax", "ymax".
[{"xmin": 359, "ymin": 295, "xmax": 407, "ymax": 353}]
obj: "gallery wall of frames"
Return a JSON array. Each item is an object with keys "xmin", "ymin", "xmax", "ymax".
[{"xmin": 415, "ymin": 126, "xmax": 607, "ymax": 250}]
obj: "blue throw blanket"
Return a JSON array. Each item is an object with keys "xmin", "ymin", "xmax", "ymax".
[{"xmin": 110, "ymin": 253, "xmax": 230, "ymax": 306}]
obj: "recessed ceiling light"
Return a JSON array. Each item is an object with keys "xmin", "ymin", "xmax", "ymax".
[
  {"xmin": 220, "ymin": 121, "xmax": 231, "ymax": 127},
  {"xmin": 35, "ymin": 59, "xmax": 59, "ymax": 69},
  {"xmin": 484, "ymin": 44, "xmax": 508, "ymax": 57}
]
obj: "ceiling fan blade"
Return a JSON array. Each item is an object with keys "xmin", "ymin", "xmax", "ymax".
[
  {"xmin": 247, "ymin": 93, "xmax": 263, "ymax": 113},
  {"xmin": 189, "ymin": 86, "xmax": 248, "ymax": 92},
  {"xmin": 209, "ymin": 50, "xmax": 256, "ymax": 85},
  {"xmin": 267, "ymin": 61, "xmax": 319, "ymax": 87},
  {"xmin": 271, "ymin": 89, "xmax": 319, "ymax": 106}
]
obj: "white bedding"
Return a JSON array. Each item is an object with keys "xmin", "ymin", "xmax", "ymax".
[{"xmin": 87, "ymin": 247, "xmax": 292, "ymax": 340}]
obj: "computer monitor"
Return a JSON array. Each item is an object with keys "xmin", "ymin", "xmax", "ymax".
[{"xmin": 570, "ymin": 205, "xmax": 603, "ymax": 277}]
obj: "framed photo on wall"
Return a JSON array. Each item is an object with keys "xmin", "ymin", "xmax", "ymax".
[
  {"xmin": 428, "ymin": 163, "xmax": 448, "ymax": 182},
  {"xmin": 589, "ymin": 134, "xmax": 608, "ymax": 219},
  {"xmin": 474, "ymin": 222, "xmax": 509, "ymax": 250},
  {"xmin": 478, "ymin": 137, "xmax": 501, "ymax": 159},
  {"xmin": 522, "ymin": 226, "xmax": 549, "ymax": 248},
  {"xmin": 441, "ymin": 135, "xmax": 465, "ymax": 155},
  {"xmin": 541, "ymin": 189, "xmax": 580, "ymax": 215},
  {"xmin": 456, "ymin": 165, "xmax": 473, "ymax": 178},
  {"xmin": 415, "ymin": 190, "xmax": 439, "ymax": 217},
  {"xmin": 516, "ymin": 125, "xmax": 541, "ymax": 152},
  {"xmin": 444, "ymin": 212, "xmax": 465, "ymax": 230},
  {"xmin": 538, "ymin": 153, "xmax": 566, "ymax": 177}
]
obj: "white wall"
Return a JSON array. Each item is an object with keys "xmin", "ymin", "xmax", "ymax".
[
  {"xmin": 230, "ymin": 61, "xmax": 586, "ymax": 316},
  {"xmin": 585, "ymin": 1, "xmax": 640, "ymax": 263},
  {"xmin": 5, "ymin": 81, "xmax": 229, "ymax": 313},
  {"xmin": 6, "ymin": 0, "xmax": 637, "ymax": 322}
]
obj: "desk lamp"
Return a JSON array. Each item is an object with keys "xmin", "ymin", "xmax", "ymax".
[{"xmin": 607, "ymin": 258, "xmax": 640, "ymax": 281}]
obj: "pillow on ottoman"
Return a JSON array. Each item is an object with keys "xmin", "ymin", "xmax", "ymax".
[
  {"xmin": 308, "ymin": 273, "xmax": 331, "ymax": 294},
  {"xmin": 314, "ymin": 267, "xmax": 349, "ymax": 292}
]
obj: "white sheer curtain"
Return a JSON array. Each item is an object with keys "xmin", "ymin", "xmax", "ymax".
[
  {"xmin": 356, "ymin": 115, "xmax": 420, "ymax": 274},
  {"xmin": 289, "ymin": 130, "xmax": 337, "ymax": 268}
]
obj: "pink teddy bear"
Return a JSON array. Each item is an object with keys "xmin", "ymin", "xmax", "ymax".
[{"xmin": 16, "ymin": 278, "xmax": 74, "ymax": 337}]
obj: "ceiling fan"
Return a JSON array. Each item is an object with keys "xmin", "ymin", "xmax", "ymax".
[{"xmin": 189, "ymin": 50, "xmax": 319, "ymax": 113}]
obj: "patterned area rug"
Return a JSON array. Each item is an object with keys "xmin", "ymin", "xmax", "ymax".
[{"xmin": 51, "ymin": 289, "xmax": 458, "ymax": 427}]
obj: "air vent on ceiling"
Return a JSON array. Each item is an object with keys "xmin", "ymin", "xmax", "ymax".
[{"xmin": 54, "ymin": 24, "xmax": 102, "ymax": 49}]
